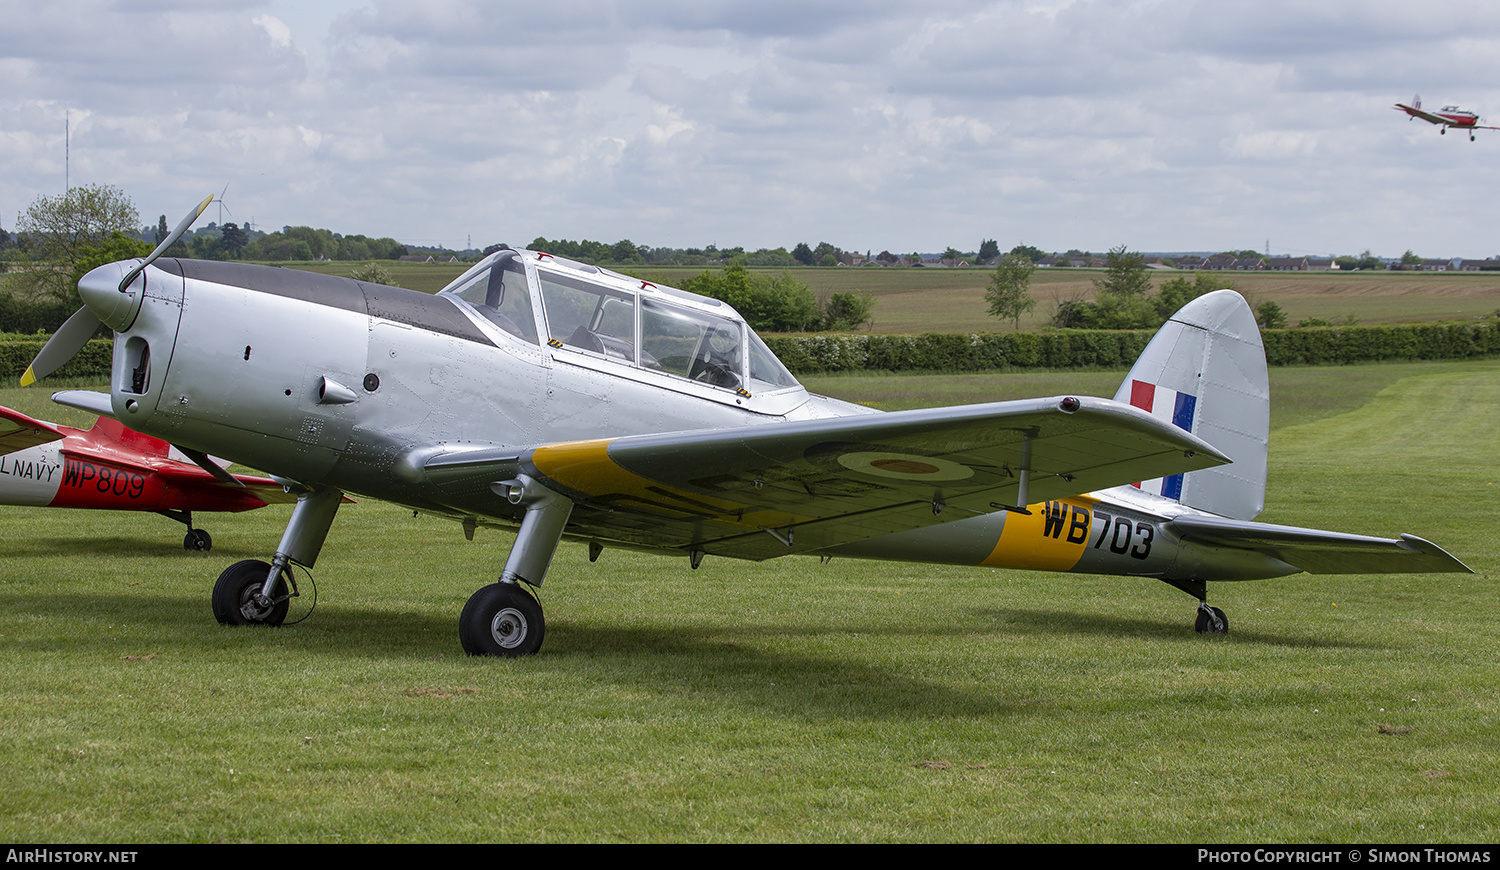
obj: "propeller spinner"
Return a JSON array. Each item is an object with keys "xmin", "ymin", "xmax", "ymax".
[{"xmin": 21, "ymin": 193, "xmax": 213, "ymax": 386}]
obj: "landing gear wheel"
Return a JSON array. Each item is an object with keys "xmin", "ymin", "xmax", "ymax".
[
  {"xmin": 459, "ymin": 583, "xmax": 545, "ymax": 657},
  {"xmin": 212, "ymin": 560, "xmax": 291, "ymax": 626},
  {"xmin": 1194, "ymin": 603, "xmax": 1228, "ymax": 635},
  {"xmin": 184, "ymin": 528, "xmax": 212, "ymax": 552}
]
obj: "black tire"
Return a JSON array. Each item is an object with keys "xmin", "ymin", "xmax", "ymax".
[
  {"xmin": 212, "ymin": 559, "xmax": 290, "ymax": 626},
  {"xmin": 459, "ymin": 583, "xmax": 545, "ymax": 657},
  {"xmin": 1194, "ymin": 604, "xmax": 1229, "ymax": 635},
  {"xmin": 184, "ymin": 529, "xmax": 213, "ymax": 552}
]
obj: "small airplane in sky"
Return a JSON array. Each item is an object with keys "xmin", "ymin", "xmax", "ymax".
[
  {"xmin": 1393, "ymin": 94, "xmax": 1499, "ymax": 141},
  {"xmin": 0, "ymin": 404, "xmax": 296, "ymax": 550},
  {"xmin": 18, "ymin": 196, "xmax": 1472, "ymax": 655}
]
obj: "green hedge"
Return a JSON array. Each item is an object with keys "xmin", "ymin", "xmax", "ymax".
[
  {"xmin": 0, "ymin": 337, "xmax": 113, "ymax": 381},
  {"xmin": 3, "ymin": 322, "xmax": 1497, "ymax": 382},
  {"xmin": 0, "ymin": 295, "xmax": 80, "ymax": 335},
  {"xmin": 768, "ymin": 322, "xmax": 1500, "ymax": 374},
  {"xmin": 763, "ymin": 330, "xmax": 1158, "ymax": 373},
  {"xmin": 1260, "ymin": 323, "xmax": 1500, "ymax": 366}
]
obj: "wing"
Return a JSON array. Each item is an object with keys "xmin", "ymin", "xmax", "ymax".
[
  {"xmin": 1395, "ymin": 103, "xmax": 1451, "ymax": 126},
  {"xmin": 1167, "ymin": 514, "xmax": 1472, "ymax": 575},
  {"xmin": 0, "ymin": 406, "xmax": 65, "ymax": 455},
  {"xmin": 418, "ymin": 396, "xmax": 1230, "ymax": 561}
]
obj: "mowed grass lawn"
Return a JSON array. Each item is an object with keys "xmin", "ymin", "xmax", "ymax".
[{"xmin": 0, "ymin": 360, "xmax": 1497, "ymax": 842}]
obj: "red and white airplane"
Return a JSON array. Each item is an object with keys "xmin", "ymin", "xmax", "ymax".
[
  {"xmin": 0, "ymin": 405, "xmax": 297, "ymax": 550},
  {"xmin": 1393, "ymin": 94, "xmax": 1499, "ymax": 141}
]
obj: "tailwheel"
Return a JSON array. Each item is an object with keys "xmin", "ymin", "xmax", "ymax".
[
  {"xmin": 1194, "ymin": 602, "xmax": 1229, "ymax": 635},
  {"xmin": 212, "ymin": 559, "xmax": 292, "ymax": 626},
  {"xmin": 183, "ymin": 528, "xmax": 212, "ymax": 552},
  {"xmin": 459, "ymin": 583, "xmax": 545, "ymax": 657}
]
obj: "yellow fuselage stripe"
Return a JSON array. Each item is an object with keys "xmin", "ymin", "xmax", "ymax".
[{"xmin": 981, "ymin": 496, "xmax": 1096, "ymax": 571}]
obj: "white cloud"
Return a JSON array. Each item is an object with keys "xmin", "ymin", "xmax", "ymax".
[
  {"xmin": 2, "ymin": 0, "xmax": 1500, "ymax": 255},
  {"xmin": 1223, "ymin": 130, "xmax": 1318, "ymax": 161},
  {"xmin": 253, "ymin": 14, "xmax": 294, "ymax": 49}
]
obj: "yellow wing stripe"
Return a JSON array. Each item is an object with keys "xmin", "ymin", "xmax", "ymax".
[
  {"xmin": 530, "ymin": 438, "xmax": 641, "ymax": 496},
  {"xmin": 529, "ymin": 439, "xmax": 812, "ymax": 532}
]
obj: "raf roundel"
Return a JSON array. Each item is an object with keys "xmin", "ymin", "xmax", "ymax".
[{"xmin": 835, "ymin": 451, "xmax": 975, "ymax": 482}]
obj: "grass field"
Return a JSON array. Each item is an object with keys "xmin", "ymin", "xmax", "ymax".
[
  {"xmin": 1, "ymin": 360, "xmax": 1496, "ymax": 842},
  {"xmin": 284, "ymin": 259, "xmax": 1500, "ymax": 335}
]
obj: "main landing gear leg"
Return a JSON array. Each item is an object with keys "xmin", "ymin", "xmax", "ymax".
[
  {"xmin": 459, "ymin": 475, "xmax": 573, "ymax": 657},
  {"xmin": 1160, "ymin": 578, "xmax": 1229, "ymax": 635},
  {"xmin": 211, "ymin": 486, "xmax": 343, "ymax": 626}
]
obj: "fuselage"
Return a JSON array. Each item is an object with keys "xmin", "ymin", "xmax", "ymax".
[
  {"xmin": 0, "ymin": 424, "xmax": 269, "ymax": 513},
  {"xmin": 74, "ymin": 250, "xmax": 1295, "ymax": 583},
  {"xmin": 1436, "ymin": 110, "xmax": 1480, "ymax": 127},
  {"xmin": 1397, "ymin": 102, "xmax": 1483, "ymax": 128}
]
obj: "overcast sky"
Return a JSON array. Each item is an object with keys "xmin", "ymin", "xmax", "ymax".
[{"xmin": 5, "ymin": 0, "xmax": 1500, "ymax": 258}]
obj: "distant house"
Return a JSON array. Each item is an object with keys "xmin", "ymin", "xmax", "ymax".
[
  {"xmin": 1306, "ymin": 258, "xmax": 1338, "ymax": 271},
  {"xmin": 399, "ymin": 254, "xmax": 435, "ymax": 263},
  {"xmin": 1457, "ymin": 258, "xmax": 1500, "ymax": 271},
  {"xmin": 1265, "ymin": 257, "xmax": 1309, "ymax": 272},
  {"xmin": 1202, "ymin": 254, "xmax": 1238, "ymax": 270},
  {"xmin": 1417, "ymin": 258, "xmax": 1451, "ymax": 272}
]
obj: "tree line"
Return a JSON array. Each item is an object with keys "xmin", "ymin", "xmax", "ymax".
[{"xmin": 0, "ymin": 184, "xmax": 1454, "ymax": 338}]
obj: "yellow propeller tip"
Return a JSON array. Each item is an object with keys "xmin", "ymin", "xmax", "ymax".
[{"xmin": 19, "ymin": 367, "xmax": 36, "ymax": 387}]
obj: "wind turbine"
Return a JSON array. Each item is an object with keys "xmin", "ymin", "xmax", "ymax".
[{"xmin": 211, "ymin": 184, "xmax": 233, "ymax": 225}]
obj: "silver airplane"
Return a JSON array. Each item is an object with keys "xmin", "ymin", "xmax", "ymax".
[{"xmin": 23, "ymin": 198, "xmax": 1471, "ymax": 655}]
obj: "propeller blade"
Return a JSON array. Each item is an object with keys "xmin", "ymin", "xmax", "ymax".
[
  {"xmin": 20, "ymin": 306, "xmax": 103, "ymax": 386},
  {"xmin": 117, "ymin": 193, "xmax": 214, "ymax": 293}
]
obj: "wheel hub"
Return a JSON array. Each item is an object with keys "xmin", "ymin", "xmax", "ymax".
[
  {"xmin": 489, "ymin": 607, "xmax": 529, "ymax": 649},
  {"xmin": 240, "ymin": 594, "xmax": 273, "ymax": 621},
  {"xmin": 238, "ymin": 588, "xmax": 275, "ymax": 622}
]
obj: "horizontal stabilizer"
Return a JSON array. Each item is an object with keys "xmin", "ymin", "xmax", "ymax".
[{"xmin": 1168, "ymin": 514, "xmax": 1473, "ymax": 575}]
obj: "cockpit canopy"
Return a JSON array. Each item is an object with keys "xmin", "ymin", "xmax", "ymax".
[{"xmin": 440, "ymin": 249, "xmax": 802, "ymax": 398}]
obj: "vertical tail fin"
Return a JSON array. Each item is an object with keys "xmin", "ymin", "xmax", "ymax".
[{"xmin": 1113, "ymin": 289, "xmax": 1268, "ymax": 520}]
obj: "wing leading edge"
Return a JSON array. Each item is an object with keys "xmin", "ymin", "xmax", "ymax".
[
  {"xmin": 1396, "ymin": 103, "xmax": 1453, "ymax": 126},
  {"xmin": 0, "ymin": 406, "xmax": 65, "ymax": 455},
  {"xmin": 420, "ymin": 396, "xmax": 1230, "ymax": 561}
]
